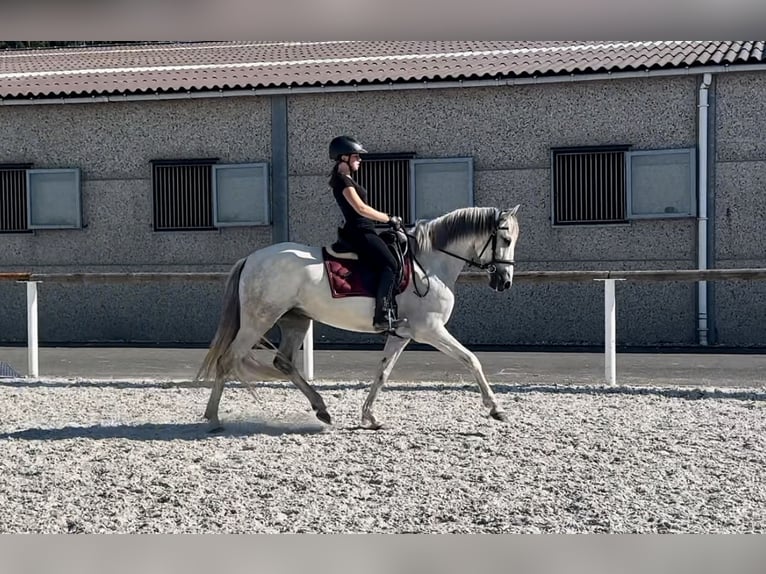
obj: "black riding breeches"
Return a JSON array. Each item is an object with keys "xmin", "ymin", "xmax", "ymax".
[{"xmin": 345, "ymin": 228, "xmax": 398, "ymax": 299}]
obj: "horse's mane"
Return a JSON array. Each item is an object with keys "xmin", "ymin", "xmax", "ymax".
[{"xmin": 413, "ymin": 206, "xmax": 500, "ymax": 252}]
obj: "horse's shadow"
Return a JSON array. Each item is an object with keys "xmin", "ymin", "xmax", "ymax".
[{"xmin": 0, "ymin": 418, "xmax": 327, "ymax": 441}]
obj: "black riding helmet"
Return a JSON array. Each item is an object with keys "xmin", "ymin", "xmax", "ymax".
[{"xmin": 329, "ymin": 135, "xmax": 367, "ymax": 160}]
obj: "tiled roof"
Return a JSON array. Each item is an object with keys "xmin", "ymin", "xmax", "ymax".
[{"xmin": 1, "ymin": 40, "xmax": 764, "ymax": 100}]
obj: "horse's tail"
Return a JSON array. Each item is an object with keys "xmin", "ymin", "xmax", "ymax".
[{"xmin": 195, "ymin": 257, "xmax": 247, "ymax": 382}]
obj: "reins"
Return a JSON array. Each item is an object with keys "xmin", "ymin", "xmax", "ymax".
[{"xmin": 404, "ymin": 233, "xmax": 430, "ymax": 297}]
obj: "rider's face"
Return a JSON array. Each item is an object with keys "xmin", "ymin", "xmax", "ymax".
[{"xmin": 345, "ymin": 153, "xmax": 362, "ymax": 171}]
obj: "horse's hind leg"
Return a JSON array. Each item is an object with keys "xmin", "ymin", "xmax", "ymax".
[
  {"xmin": 415, "ymin": 325, "xmax": 508, "ymax": 422},
  {"xmin": 273, "ymin": 312, "xmax": 331, "ymax": 425},
  {"xmin": 361, "ymin": 335, "xmax": 410, "ymax": 429},
  {"xmin": 204, "ymin": 321, "xmax": 275, "ymax": 429}
]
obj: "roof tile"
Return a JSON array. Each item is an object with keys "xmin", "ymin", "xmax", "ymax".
[{"xmin": 0, "ymin": 40, "xmax": 764, "ymax": 100}]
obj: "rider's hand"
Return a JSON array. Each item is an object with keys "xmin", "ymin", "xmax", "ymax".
[{"xmin": 388, "ymin": 215, "xmax": 403, "ymax": 230}]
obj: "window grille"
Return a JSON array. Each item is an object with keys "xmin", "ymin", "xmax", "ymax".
[
  {"xmin": 552, "ymin": 147, "xmax": 628, "ymax": 225},
  {"xmin": 0, "ymin": 166, "xmax": 29, "ymax": 233},
  {"xmin": 356, "ymin": 153, "xmax": 414, "ymax": 224},
  {"xmin": 152, "ymin": 160, "xmax": 215, "ymax": 231}
]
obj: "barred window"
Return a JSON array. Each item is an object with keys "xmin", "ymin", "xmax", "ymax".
[
  {"xmin": 0, "ymin": 165, "xmax": 30, "ymax": 233},
  {"xmin": 552, "ymin": 146, "xmax": 696, "ymax": 225},
  {"xmin": 357, "ymin": 153, "xmax": 473, "ymax": 224},
  {"xmin": 552, "ymin": 146, "xmax": 628, "ymax": 225},
  {"xmin": 152, "ymin": 159, "xmax": 270, "ymax": 231},
  {"xmin": 152, "ymin": 159, "xmax": 215, "ymax": 231},
  {"xmin": 1, "ymin": 164, "xmax": 82, "ymax": 232}
]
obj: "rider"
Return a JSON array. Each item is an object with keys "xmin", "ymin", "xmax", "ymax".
[{"xmin": 328, "ymin": 135, "xmax": 404, "ymax": 332}]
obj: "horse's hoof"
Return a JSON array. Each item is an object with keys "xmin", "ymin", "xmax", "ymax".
[
  {"xmin": 315, "ymin": 410, "xmax": 332, "ymax": 425},
  {"xmin": 490, "ymin": 410, "xmax": 509, "ymax": 423},
  {"xmin": 361, "ymin": 419, "xmax": 383, "ymax": 431}
]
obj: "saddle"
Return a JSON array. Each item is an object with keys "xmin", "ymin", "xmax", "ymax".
[{"xmin": 322, "ymin": 227, "xmax": 411, "ymax": 299}]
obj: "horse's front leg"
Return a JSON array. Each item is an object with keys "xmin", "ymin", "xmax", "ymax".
[
  {"xmin": 361, "ymin": 335, "xmax": 411, "ymax": 429},
  {"xmin": 415, "ymin": 325, "xmax": 507, "ymax": 422}
]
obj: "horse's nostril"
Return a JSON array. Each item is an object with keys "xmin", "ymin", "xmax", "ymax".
[{"xmin": 504, "ymin": 281, "xmax": 511, "ymax": 289}]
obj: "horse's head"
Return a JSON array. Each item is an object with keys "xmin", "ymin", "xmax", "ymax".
[
  {"xmin": 415, "ymin": 205, "xmax": 520, "ymax": 292},
  {"xmin": 481, "ymin": 205, "xmax": 520, "ymax": 292}
]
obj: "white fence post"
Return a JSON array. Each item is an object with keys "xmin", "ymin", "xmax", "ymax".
[
  {"xmin": 596, "ymin": 278, "xmax": 624, "ymax": 386},
  {"xmin": 604, "ymin": 279, "xmax": 617, "ymax": 385},
  {"xmin": 26, "ymin": 281, "xmax": 39, "ymax": 378},
  {"xmin": 302, "ymin": 320, "xmax": 314, "ymax": 381}
]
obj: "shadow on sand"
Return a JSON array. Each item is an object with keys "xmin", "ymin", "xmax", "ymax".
[{"xmin": 0, "ymin": 416, "xmax": 328, "ymax": 441}]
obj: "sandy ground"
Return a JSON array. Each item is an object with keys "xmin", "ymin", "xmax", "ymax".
[{"xmin": 0, "ymin": 376, "xmax": 764, "ymax": 533}]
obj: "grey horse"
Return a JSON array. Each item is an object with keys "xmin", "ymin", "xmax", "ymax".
[{"xmin": 196, "ymin": 205, "xmax": 520, "ymax": 429}]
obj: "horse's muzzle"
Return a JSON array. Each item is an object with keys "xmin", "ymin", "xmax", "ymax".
[{"xmin": 489, "ymin": 273, "xmax": 513, "ymax": 292}]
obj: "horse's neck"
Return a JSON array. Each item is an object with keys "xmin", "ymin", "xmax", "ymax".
[{"xmin": 418, "ymin": 238, "xmax": 476, "ymax": 287}]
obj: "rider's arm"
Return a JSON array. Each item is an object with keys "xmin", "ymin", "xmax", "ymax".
[{"xmin": 342, "ymin": 186, "xmax": 393, "ymax": 224}]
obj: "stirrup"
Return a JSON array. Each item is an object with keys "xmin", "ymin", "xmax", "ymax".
[{"xmin": 373, "ymin": 309, "xmax": 406, "ymax": 333}]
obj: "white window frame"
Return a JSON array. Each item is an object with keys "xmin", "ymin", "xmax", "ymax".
[
  {"xmin": 409, "ymin": 157, "xmax": 474, "ymax": 221},
  {"xmin": 212, "ymin": 162, "xmax": 270, "ymax": 227},
  {"xmin": 626, "ymin": 148, "xmax": 696, "ymax": 219},
  {"xmin": 26, "ymin": 168, "xmax": 82, "ymax": 230}
]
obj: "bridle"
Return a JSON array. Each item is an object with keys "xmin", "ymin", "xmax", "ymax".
[
  {"xmin": 434, "ymin": 210, "xmax": 515, "ymax": 274},
  {"xmin": 408, "ymin": 209, "xmax": 516, "ymax": 297}
]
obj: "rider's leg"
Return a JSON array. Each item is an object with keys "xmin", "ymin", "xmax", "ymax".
[
  {"xmin": 373, "ymin": 267, "xmax": 397, "ymax": 330},
  {"xmin": 348, "ymin": 230, "xmax": 401, "ymax": 329}
]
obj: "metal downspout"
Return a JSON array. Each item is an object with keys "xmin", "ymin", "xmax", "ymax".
[{"xmin": 697, "ymin": 73, "xmax": 713, "ymax": 345}]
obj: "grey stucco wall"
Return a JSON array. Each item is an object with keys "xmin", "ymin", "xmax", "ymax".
[
  {"xmin": 287, "ymin": 77, "xmax": 701, "ymax": 347},
  {"xmin": 2, "ymin": 72, "xmax": 764, "ymax": 348},
  {"xmin": 1, "ymin": 98, "xmax": 272, "ymax": 344},
  {"xmin": 711, "ymin": 72, "xmax": 766, "ymax": 346}
]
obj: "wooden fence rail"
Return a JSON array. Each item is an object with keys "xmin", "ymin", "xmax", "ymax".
[
  {"xmin": 3, "ymin": 268, "xmax": 766, "ymax": 383},
  {"xmin": 4, "ymin": 268, "xmax": 766, "ymax": 284}
]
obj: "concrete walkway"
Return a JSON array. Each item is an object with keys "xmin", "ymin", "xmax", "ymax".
[{"xmin": 1, "ymin": 346, "xmax": 765, "ymax": 388}]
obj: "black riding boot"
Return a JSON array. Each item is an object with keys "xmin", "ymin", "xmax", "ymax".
[{"xmin": 373, "ymin": 268, "xmax": 402, "ymax": 331}]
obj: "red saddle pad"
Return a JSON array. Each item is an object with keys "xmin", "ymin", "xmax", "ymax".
[{"xmin": 322, "ymin": 248, "xmax": 411, "ymax": 299}]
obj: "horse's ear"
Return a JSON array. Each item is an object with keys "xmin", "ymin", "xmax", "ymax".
[{"xmin": 509, "ymin": 204, "xmax": 520, "ymax": 216}]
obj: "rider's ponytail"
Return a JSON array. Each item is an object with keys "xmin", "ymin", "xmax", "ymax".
[{"xmin": 328, "ymin": 160, "xmax": 341, "ymax": 185}]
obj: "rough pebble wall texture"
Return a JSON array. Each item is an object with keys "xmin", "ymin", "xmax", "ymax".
[
  {"xmin": 711, "ymin": 72, "xmax": 766, "ymax": 346},
  {"xmin": 287, "ymin": 77, "xmax": 701, "ymax": 347},
  {"xmin": 0, "ymin": 98, "xmax": 272, "ymax": 344},
  {"xmin": 2, "ymin": 73, "xmax": 764, "ymax": 348}
]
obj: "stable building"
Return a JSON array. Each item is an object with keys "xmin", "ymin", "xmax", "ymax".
[{"xmin": 1, "ymin": 41, "xmax": 765, "ymax": 348}]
